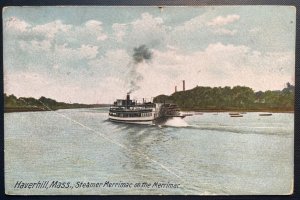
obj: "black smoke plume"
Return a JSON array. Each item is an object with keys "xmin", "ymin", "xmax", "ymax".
[
  {"xmin": 127, "ymin": 45, "xmax": 153, "ymax": 94},
  {"xmin": 133, "ymin": 45, "xmax": 153, "ymax": 64}
]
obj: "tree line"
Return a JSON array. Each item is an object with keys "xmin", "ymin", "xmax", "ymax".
[
  {"xmin": 154, "ymin": 83, "xmax": 294, "ymax": 111},
  {"xmin": 4, "ymin": 94, "xmax": 105, "ymax": 112}
]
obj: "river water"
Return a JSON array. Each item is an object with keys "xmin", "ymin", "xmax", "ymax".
[{"xmin": 5, "ymin": 108, "xmax": 293, "ymax": 195}]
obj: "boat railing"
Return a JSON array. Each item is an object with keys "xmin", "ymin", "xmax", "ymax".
[{"xmin": 110, "ymin": 105, "xmax": 154, "ymax": 111}]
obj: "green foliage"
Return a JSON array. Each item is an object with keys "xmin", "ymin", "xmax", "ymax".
[
  {"xmin": 4, "ymin": 93, "xmax": 100, "ymax": 112},
  {"xmin": 153, "ymin": 83, "xmax": 294, "ymax": 111},
  {"xmin": 4, "ymin": 82, "xmax": 294, "ymax": 112}
]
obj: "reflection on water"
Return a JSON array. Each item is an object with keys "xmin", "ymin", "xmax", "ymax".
[{"xmin": 5, "ymin": 109, "xmax": 293, "ymax": 195}]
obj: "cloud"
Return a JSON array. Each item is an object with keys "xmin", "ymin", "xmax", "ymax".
[
  {"xmin": 52, "ymin": 43, "xmax": 99, "ymax": 61},
  {"xmin": 88, "ymin": 49, "xmax": 131, "ymax": 78},
  {"xmin": 4, "ymin": 71, "xmax": 52, "ymax": 98},
  {"xmin": 32, "ymin": 20, "xmax": 72, "ymax": 38},
  {"xmin": 108, "ymin": 12, "xmax": 170, "ymax": 49},
  {"xmin": 112, "ymin": 23, "xmax": 127, "ymax": 42},
  {"xmin": 249, "ymin": 27, "xmax": 260, "ymax": 33},
  {"xmin": 207, "ymin": 14, "xmax": 240, "ymax": 26},
  {"xmin": 53, "ymin": 64, "xmax": 60, "ymax": 69},
  {"xmin": 5, "ymin": 16, "xmax": 30, "ymax": 32},
  {"xmin": 4, "ymin": 17, "xmax": 108, "ymax": 45},
  {"xmin": 126, "ymin": 12, "xmax": 167, "ymax": 47},
  {"xmin": 78, "ymin": 44, "xmax": 99, "ymax": 59},
  {"xmin": 4, "ymin": 17, "xmax": 74, "ymax": 42},
  {"xmin": 85, "ymin": 20, "xmax": 108, "ymax": 41},
  {"xmin": 17, "ymin": 36, "xmax": 99, "ymax": 69},
  {"xmin": 3, "ymin": 9, "xmax": 294, "ymax": 103},
  {"xmin": 19, "ymin": 40, "xmax": 52, "ymax": 52},
  {"xmin": 133, "ymin": 42, "xmax": 294, "ymax": 96},
  {"xmin": 170, "ymin": 13, "xmax": 239, "ymax": 44},
  {"xmin": 3, "ymin": 70, "xmax": 129, "ymax": 103},
  {"xmin": 173, "ymin": 14, "xmax": 206, "ymax": 32},
  {"xmin": 212, "ymin": 28, "xmax": 237, "ymax": 36},
  {"xmin": 85, "ymin": 19, "xmax": 102, "ymax": 27},
  {"xmin": 131, "ymin": 12, "xmax": 163, "ymax": 27}
]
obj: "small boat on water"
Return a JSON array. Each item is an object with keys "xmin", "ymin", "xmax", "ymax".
[
  {"xmin": 230, "ymin": 115, "xmax": 243, "ymax": 117},
  {"xmin": 229, "ymin": 112, "xmax": 243, "ymax": 117},
  {"xmin": 108, "ymin": 94, "xmax": 190, "ymax": 124},
  {"xmin": 259, "ymin": 113, "xmax": 272, "ymax": 116}
]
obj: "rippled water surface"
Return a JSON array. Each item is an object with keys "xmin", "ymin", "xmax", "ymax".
[{"xmin": 5, "ymin": 108, "xmax": 293, "ymax": 195}]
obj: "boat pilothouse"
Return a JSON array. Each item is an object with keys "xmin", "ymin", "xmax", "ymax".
[{"xmin": 108, "ymin": 94, "xmax": 187, "ymax": 124}]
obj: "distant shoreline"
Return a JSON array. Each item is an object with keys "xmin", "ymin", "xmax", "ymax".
[
  {"xmin": 4, "ymin": 106, "xmax": 294, "ymax": 113},
  {"xmin": 180, "ymin": 108, "xmax": 294, "ymax": 113},
  {"xmin": 4, "ymin": 106, "xmax": 110, "ymax": 113},
  {"xmin": 182, "ymin": 110, "xmax": 294, "ymax": 113}
]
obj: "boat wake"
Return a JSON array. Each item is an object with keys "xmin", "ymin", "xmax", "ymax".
[{"xmin": 163, "ymin": 117, "xmax": 189, "ymax": 127}]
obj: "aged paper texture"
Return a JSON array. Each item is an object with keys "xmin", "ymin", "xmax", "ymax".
[{"xmin": 3, "ymin": 6, "xmax": 295, "ymax": 195}]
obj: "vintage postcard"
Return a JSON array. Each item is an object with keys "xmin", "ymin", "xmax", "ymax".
[{"xmin": 3, "ymin": 6, "xmax": 295, "ymax": 195}]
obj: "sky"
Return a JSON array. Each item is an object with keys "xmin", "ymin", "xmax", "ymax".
[{"xmin": 3, "ymin": 6, "xmax": 296, "ymax": 103}]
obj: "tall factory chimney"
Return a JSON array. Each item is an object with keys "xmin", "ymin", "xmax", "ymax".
[
  {"xmin": 175, "ymin": 86, "xmax": 177, "ymax": 93},
  {"xmin": 182, "ymin": 80, "xmax": 185, "ymax": 91}
]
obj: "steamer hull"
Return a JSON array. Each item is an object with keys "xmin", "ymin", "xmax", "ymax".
[{"xmin": 108, "ymin": 115, "xmax": 155, "ymax": 125}]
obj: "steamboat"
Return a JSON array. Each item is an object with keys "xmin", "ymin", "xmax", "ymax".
[{"xmin": 108, "ymin": 94, "xmax": 188, "ymax": 124}]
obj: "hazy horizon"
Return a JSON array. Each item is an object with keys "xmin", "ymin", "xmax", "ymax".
[{"xmin": 3, "ymin": 6, "xmax": 295, "ymax": 104}]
